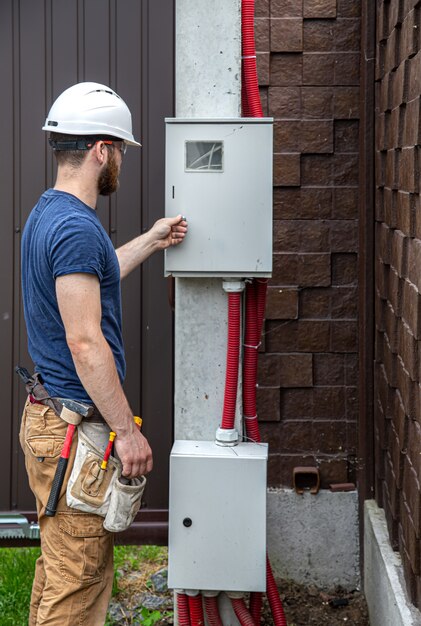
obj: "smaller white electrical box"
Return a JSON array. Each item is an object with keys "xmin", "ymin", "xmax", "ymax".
[
  {"xmin": 168, "ymin": 440, "xmax": 268, "ymax": 592},
  {"xmin": 165, "ymin": 118, "xmax": 273, "ymax": 277}
]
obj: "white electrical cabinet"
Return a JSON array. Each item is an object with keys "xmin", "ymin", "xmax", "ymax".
[
  {"xmin": 165, "ymin": 118, "xmax": 273, "ymax": 277},
  {"xmin": 168, "ymin": 440, "xmax": 268, "ymax": 592}
]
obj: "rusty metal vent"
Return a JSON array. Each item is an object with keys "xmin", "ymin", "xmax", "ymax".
[{"xmin": 0, "ymin": 514, "xmax": 40, "ymax": 540}]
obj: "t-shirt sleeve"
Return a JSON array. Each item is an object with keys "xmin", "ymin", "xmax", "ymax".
[{"xmin": 49, "ymin": 215, "xmax": 107, "ymax": 280}]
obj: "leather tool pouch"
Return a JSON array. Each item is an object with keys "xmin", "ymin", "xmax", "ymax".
[{"xmin": 67, "ymin": 422, "xmax": 146, "ymax": 531}]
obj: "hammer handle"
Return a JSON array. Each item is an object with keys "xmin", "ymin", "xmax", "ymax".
[{"xmin": 45, "ymin": 424, "xmax": 76, "ymax": 517}]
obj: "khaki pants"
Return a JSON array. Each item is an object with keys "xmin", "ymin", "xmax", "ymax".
[{"xmin": 20, "ymin": 399, "xmax": 114, "ymax": 626}]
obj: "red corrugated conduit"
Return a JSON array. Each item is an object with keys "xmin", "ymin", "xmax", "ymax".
[
  {"xmin": 220, "ymin": 291, "xmax": 242, "ymax": 430},
  {"xmin": 176, "ymin": 592, "xmax": 191, "ymax": 626},
  {"xmin": 230, "ymin": 597, "xmax": 258, "ymax": 626},
  {"xmin": 241, "ymin": 0, "xmax": 263, "ymax": 118},
  {"xmin": 204, "ymin": 596, "xmax": 224, "ymax": 626},
  {"xmin": 188, "ymin": 593, "xmax": 205, "ymax": 626}
]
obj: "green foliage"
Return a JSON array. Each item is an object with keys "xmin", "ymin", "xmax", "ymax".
[
  {"xmin": 0, "ymin": 547, "xmax": 41, "ymax": 626},
  {"xmin": 139, "ymin": 607, "xmax": 163, "ymax": 625}
]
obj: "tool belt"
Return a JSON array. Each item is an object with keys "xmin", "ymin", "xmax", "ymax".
[
  {"xmin": 16, "ymin": 366, "xmax": 145, "ymax": 531},
  {"xmin": 67, "ymin": 421, "xmax": 146, "ymax": 532}
]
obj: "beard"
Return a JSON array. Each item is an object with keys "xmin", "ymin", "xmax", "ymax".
[{"xmin": 98, "ymin": 150, "xmax": 120, "ymax": 196}]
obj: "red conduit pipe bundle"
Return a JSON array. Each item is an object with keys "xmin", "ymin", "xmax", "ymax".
[
  {"xmin": 176, "ymin": 592, "xmax": 191, "ymax": 626},
  {"xmin": 220, "ymin": 291, "xmax": 242, "ymax": 430},
  {"xmin": 241, "ymin": 0, "xmax": 288, "ymax": 620},
  {"xmin": 204, "ymin": 596, "xmax": 224, "ymax": 626},
  {"xmin": 188, "ymin": 593, "xmax": 205, "ymax": 626}
]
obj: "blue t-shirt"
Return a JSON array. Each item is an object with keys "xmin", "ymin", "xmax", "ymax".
[{"xmin": 21, "ymin": 189, "xmax": 125, "ymax": 403}]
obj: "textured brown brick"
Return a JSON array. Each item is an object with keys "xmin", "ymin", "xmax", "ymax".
[
  {"xmin": 396, "ymin": 191, "xmax": 416, "ymax": 238},
  {"xmin": 333, "ymin": 188, "xmax": 358, "ymax": 219},
  {"xmin": 278, "ymin": 353, "xmax": 314, "ymax": 387},
  {"xmin": 273, "ymin": 219, "xmax": 330, "ymax": 252},
  {"xmin": 255, "ymin": 0, "xmax": 269, "ymax": 17},
  {"xmin": 408, "ymin": 50, "xmax": 421, "ymax": 101},
  {"xmin": 271, "ymin": 18, "xmax": 303, "ymax": 52},
  {"xmin": 304, "ymin": 0, "xmax": 337, "ymax": 19},
  {"xmin": 331, "ymin": 286, "xmax": 358, "ymax": 319},
  {"xmin": 390, "ymin": 229, "xmax": 408, "ymax": 278},
  {"xmin": 280, "ymin": 388, "xmax": 314, "ymax": 418},
  {"xmin": 256, "ymin": 387, "xmax": 281, "ymax": 421},
  {"xmin": 313, "ymin": 386, "xmax": 346, "ymax": 418},
  {"xmin": 330, "ymin": 220, "xmax": 358, "ymax": 252},
  {"xmin": 402, "ymin": 99, "xmax": 421, "ymax": 147},
  {"xmin": 334, "ymin": 120, "xmax": 359, "ymax": 152},
  {"xmin": 334, "ymin": 53, "xmax": 360, "ymax": 85},
  {"xmin": 255, "ymin": 17, "xmax": 270, "ymax": 51},
  {"xmin": 398, "ymin": 321, "xmax": 418, "ymax": 381},
  {"xmin": 303, "ymin": 19, "xmax": 335, "ymax": 52},
  {"xmin": 302, "ymin": 86, "xmax": 334, "ymax": 118},
  {"xmin": 265, "ymin": 286, "xmax": 299, "ymax": 319},
  {"xmin": 259, "ymin": 87, "xmax": 269, "ymax": 115},
  {"xmin": 396, "ymin": 356, "xmax": 416, "ymax": 419},
  {"xmin": 273, "ymin": 187, "xmax": 332, "ymax": 220},
  {"xmin": 408, "ymin": 238, "xmax": 421, "ymax": 292},
  {"xmin": 314, "ymin": 353, "xmax": 345, "ymax": 385},
  {"xmin": 258, "ymin": 354, "xmax": 282, "ymax": 386},
  {"xmin": 271, "ymin": 53, "xmax": 303, "ymax": 85},
  {"xmin": 336, "ymin": 0, "xmax": 360, "ymax": 18},
  {"xmin": 330, "ymin": 321, "xmax": 358, "ymax": 352},
  {"xmin": 274, "ymin": 120, "xmax": 334, "ymax": 153},
  {"xmin": 273, "ymin": 153, "xmax": 301, "ymax": 186},
  {"xmin": 303, "ymin": 52, "xmax": 335, "ymax": 85},
  {"xmin": 319, "ymin": 458, "xmax": 349, "ymax": 486},
  {"xmin": 279, "ymin": 420, "xmax": 315, "ymax": 451},
  {"xmin": 312, "ymin": 421, "xmax": 347, "ymax": 453},
  {"xmin": 269, "ymin": 86, "xmax": 302, "ymax": 118},
  {"xmin": 301, "ymin": 154, "xmax": 333, "ymax": 185},
  {"xmin": 266, "ymin": 319, "xmax": 331, "ymax": 351},
  {"xmin": 333, "ymin": 154, "xmax": 359, "ymax": 185},
  {"xmin": 257, "ymin": 52, "xmax": 270, "ymax": 85},
  {"xmin": 403, "ymin": 461, "xmax": 421, "ymax": 542},
  {"xmin": 334, "ymin": 18, "xmax": 361, "ymax": 51},
  {"xmin": 300, "ymin": 287, "xmax": 331, "ymax": 318},
  {"xmin": 402, "ymin": 279, "xmax": 421, "ymax": 339},
  {"xmin": 333, "ymin": 86, "xmax": 360, "ymax": 118},
  {"xmin": 345, "ymin": 384, "xmax": 358, "ymax": 421},
  {"xmin": 332, "ymin": 253, "xmax": 358, "ymax": 285},
  {"xmin": 388, "ymin": 68, "xmax": 403, "ymax": 116},
  {"xmin": 345, "ymin": 353, "xmax": 358, "ymax": 385},
  {"xmin": 401, "ymin": 9, "xmax": 418, "ymax": 62},
  {"xmin": 271, "ymin": 0, "xmax": 303, "ymax": 17},
  {"xmin": 272, "ymin": 252, "xmax": 331, "ymax": 286}
]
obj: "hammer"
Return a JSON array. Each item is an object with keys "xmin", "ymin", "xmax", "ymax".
[{"xmin": 45, "ymin": 399, "xmax": 93, "ymax": 517}]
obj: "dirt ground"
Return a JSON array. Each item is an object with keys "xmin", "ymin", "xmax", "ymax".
[
  {"xmin": 109, "ymin": 564, "xmax": 370, "ymax": 625},
  {"xmin": 261, "ymin": 579, "xmax": 370, "ymax": 626}
]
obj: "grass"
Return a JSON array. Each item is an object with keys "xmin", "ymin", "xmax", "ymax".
[
  {"xmin": 0, "ymin": 547, "xmax": 41, "ymax": 626},
  {"xmin": 0, "ymin": 545, "xmax": 170, "ymax": 626}
]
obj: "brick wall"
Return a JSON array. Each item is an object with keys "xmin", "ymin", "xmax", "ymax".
[
  {"xmin": 375, "ymin": 0, "xmax": 421, "ymax": 608},
  {"xmin": 254, "ymin": 0, "xmax": 361, "ymax": 489}
]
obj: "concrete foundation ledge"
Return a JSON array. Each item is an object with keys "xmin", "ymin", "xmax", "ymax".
[
  {"xmin": 267, "ymin": 488, "xmax": 360, "ymax": 590},
  {"xmin": 364, "ymin": 500, "xmax": 421, "ymax": 626}
]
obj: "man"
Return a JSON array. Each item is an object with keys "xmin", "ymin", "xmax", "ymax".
[{"xmin": 20, "ymin": 82, "xmax": 187, "ymax": 626}]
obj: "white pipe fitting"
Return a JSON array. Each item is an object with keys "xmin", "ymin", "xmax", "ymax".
[
  {"xmin": 222, "ymin": 280, "xmax": 246, "ymax": 293},
  {"xmin": 215, "ymin": 426, "xmax": 239, "ymax": 446}
]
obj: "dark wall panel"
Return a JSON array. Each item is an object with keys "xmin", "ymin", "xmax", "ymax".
[{"xmin": 0, "ymin": 0, "xmax": 174, "ymax": 514}]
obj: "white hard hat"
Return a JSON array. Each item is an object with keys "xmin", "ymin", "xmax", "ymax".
[{"xmin": 42, "ymin": 82, "xmax": 141, "ymax": 146}]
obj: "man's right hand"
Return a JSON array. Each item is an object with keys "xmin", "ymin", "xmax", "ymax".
[{"xmin": 114, "ymin": 428, "xmax": 153, "ymax": 478}]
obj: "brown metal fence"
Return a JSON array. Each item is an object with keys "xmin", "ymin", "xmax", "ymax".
[{"xmin": 0, "ymin": 0, "xmax": 174, "ymax": 537}]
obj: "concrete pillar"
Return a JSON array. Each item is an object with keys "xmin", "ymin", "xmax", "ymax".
[{"xmin": 174, "ymin": 1, "xmax": 243, "ymax": 623}]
